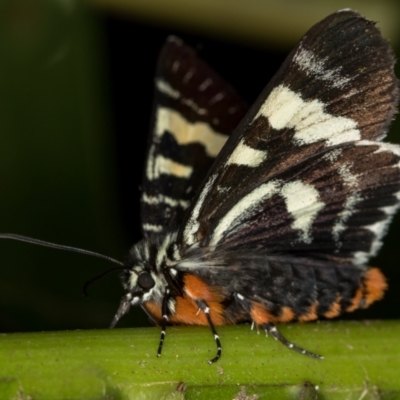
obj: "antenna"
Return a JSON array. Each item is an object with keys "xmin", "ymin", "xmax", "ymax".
[{"xmin": 0, "ymin": 233, "xmax": 123, "ymax": 266}]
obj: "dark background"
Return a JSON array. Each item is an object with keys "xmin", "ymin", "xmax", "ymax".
[{"xmin": 0, "ymin": 0, "xmax": 399, "ymax": 333}]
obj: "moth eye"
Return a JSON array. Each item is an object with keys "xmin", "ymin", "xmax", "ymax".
[{"xmin": 137, "ymin": 272, "xmax": 155, "ymax": 290}]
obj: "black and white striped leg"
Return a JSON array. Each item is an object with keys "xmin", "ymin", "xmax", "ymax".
[
  {"xmin": 196, "ymin": 300, "xmax": 222, "ymax": 364},
  {"xmin": 234, "ymin": 292, "xmax": 258, "ymax": 331},
  {"xmin": 234, "ymin": 292, "xmax": 251, "ymax": 312},
  {"xmin": 157, "ymin": 293, "xmax": 170, "ymax": 358},
  {"xmin": 262, "ymin": 323, "xmax": 323, "ymax": 359}
]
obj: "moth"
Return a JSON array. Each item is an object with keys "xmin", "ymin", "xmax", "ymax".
[
  {"xmin": 114, "ymin": 9, "xmax": 400, "ymax": 362},
  {"xmin": 3, "ymin": 9, "xmax": 399, "ymax": 363}
]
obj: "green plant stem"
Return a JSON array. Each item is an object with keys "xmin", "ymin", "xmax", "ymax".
[{"xmin": 1, "ymin": 321, "xmax": 399, "ymax": 399}]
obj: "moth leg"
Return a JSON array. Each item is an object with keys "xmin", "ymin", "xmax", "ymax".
[
  {"xmin": 196, "ymin": 300, "xmax": 222, "ymax": 364},
  {"xmin": 234, "ymin": 292, "xmax": 257, "ymax": 330},
  {"xmin": 262, "ymin": 323, "xmax": 323, "ymax": 359},
  {"xmin": 157, "ymin": 291, "xmax": 171, "ymax": 358},
  {"xmin": 234, "ymin": 293, "xmax": 321, "ymax": 358}
]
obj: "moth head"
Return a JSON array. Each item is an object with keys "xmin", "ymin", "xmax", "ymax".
[
  {"xmin": 110, "ymin": 256, "xmax": 166, "ymax": 328},
  {"xmin": 123, "ymin": 264, "xmax": 156, "ymax": 295}
]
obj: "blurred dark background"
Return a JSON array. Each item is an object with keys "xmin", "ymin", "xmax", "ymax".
[{"xmin": 0, "ymin": 0, "xmax": 399, "ymax": 333}]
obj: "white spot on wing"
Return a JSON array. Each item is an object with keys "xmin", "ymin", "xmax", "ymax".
[
  {"xmin": 332, "ymin": 192, "xmax": 362, "ymax": 243},
  {"xmin": 155, "ymin": 81, "xmax": 208, "ymax": 115},
  {"xmin": 281, "ymin": 181, "xmax": 324, "ymax": 243},
  {"xmin": 294, "ymin": 48, "xmax": 351, "ymax": 89},
  {"xmin": 143, "ymin": 223, "xmax": 163, "ymax": 233},
  {"xmin": 181, "ymin": 98, "xmax": 208, "ymax": 115},
  {"xmin": 226, "ymin": 138, "xmax": 266, "ymax": 167},
  {"xmin": 323, "ymin": 148, "xmax": 342, "ymax": 162},
  {"xmin": 352, "ymin": 141, "xmax": 400, "ymax": 265},
  {"xmin": 217, "ymin": 185, "xmax": 229, "ymax": 194},
  {"xmin": 147, "ymin": 153, "xmax": 193, "ymax": 180},
  {"xmin": 198, "ymin": 78, "xmax": 212, "ymax": 91},
  {"xmin": 184, "ymin": 174, "xmax": 217, "ymax": 245},
  {"xmin": 210, "ymin": 180, "xmax": 281, "ymax": 246},
  {"xmin": 370, "ymin": 141, "xmax": 400, "ymax": 156},
  {"xmin": 355, "ymin": 194, "xmax": 400, "ymax": 265},
  {"xmin": 332, "ymin": 162, "xmax": 361, "ymax": 244},
  {"xmin": 142, "ymin": 193, "xmax": 190, "ymax": 209},
  {"xmin": 156, "ymin": 107, "xmax": 228, "ymax": 157},
  {"xmin": 382, "ymin": 199, "xmax": 400, "ymax": 216},
  {"xmin": 156, "ymin": 79, "xmax": 180, "ymax": 99},
  {"xmin": 183, "ymin": 68, "xmax": 195, "ymax": 83},
  {"xmin": 254, "ymin": 85, "xmax": 360, "ymax": 146},
  {"xmin": 209, "ymin": 92, "xmax": 225, "ymax": 105},
  {"xmin": 338, "ymin": 163, "xmax": 358, "ymax": 187},
  {"xmin": 210, "ymin": 179, "xmax": 324, "ymax": 246}
]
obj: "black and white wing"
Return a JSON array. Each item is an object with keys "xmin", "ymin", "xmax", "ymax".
[
  {"xmin": 141, "ymin": 37, "xmax": 248, "ymax": 238},
  {"xmin": 178, "ymin": 10, "xmax": 400, "ymax": 266}
]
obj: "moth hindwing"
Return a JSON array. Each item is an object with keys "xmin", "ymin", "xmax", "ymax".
[{"xmin": 115, "ymin": 10, "xmax": 399, "ymax": 363}]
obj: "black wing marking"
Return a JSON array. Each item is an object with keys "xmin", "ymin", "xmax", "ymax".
[
  {"xmin": 178, "ymin": 10, "xmax": 400, "ymax": 266},
  {"xmin": 141, "ymin": 36, "xmax": 248, "ymax": 237}
]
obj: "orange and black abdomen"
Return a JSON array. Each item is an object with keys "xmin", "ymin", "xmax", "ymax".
[
  {"xmin": 249, "ymin": 267, "xmax": 387, "ymax": 325},
  {"xmin": 179, "ymin": 259, "xmax": 387, "ymax": 327},
  {"xmin": 143, "ymin": 261, "xmax": 386, "ymax": 328}
]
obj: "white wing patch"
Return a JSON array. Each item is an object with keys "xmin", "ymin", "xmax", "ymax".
[
  {"xmin": 332, "ymin": 162, "xmax": 361, "ymax": 244},
  {"xmin": 226, "ymin": 138, "xmax": 267, "ymax": 167},
  {"xmin": 281, "ymin": 181, "xmax": 324, "ymax": 244},
  {"xmin": 210, "ymin": 180, "xmax": 281, "ymax": 247},
  {"xmin": 352, "ymin": 141, "xmax": 400, "ymax": 265},
  {"xmin": 142, "ymin": 193, "xmax": 190, "ymax": 209},
  {"xmin": 147, "ymin": 152, "xmax": 193, "ymax": 180},
  {"xmin": 293, "ymin": 48, "xmax": 351, "ymax": 89},
  {"xmin": 184, "ymin": 174, "xmax": 218, "ymax": 246},
  {"xmin": 156, "ymin": 107, "xmax": 228, "ymax": 157},
  {"xmin": 332, "ymin": 192, "xmax": 362, "ymax": 243},
  {"xmin": 210, "ymin": 179, "xmax": 324, "ymax": 246},
  {"xmin": 156, "ymin": 79, "xmax": 180, "ymax": 99},
  {"xmin": 198, "ymin": 78, "xmax": 213, "ymax": 91},
  {"xmin": 253, "ymin": 85, "xmax": 360, "ymax": 146},
  {"xmin": 337, "ymin": 163, "xmax": 358, "ymax": 187},
  {"xmin": 142, "ymin": 223, "xmax": 163, "ymax": 233}
]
